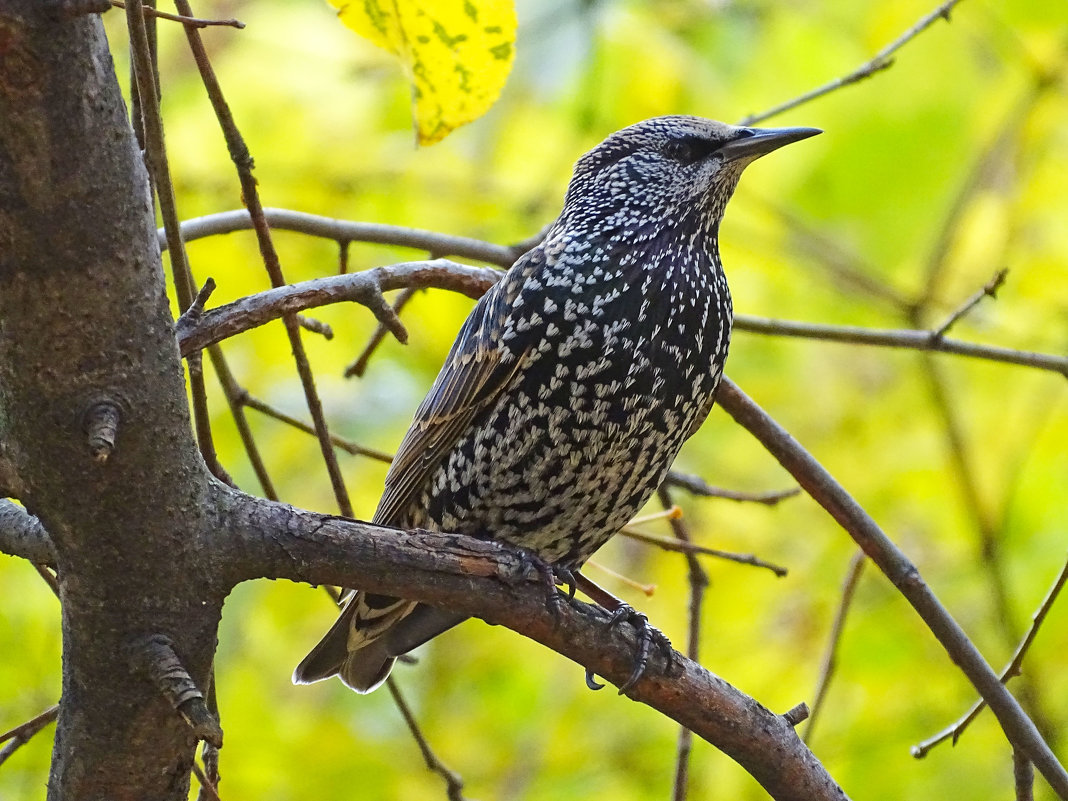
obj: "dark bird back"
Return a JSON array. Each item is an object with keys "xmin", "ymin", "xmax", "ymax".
[{"xmin": 294, "ymin": 115, "xmax": 820, "ymax": 692}]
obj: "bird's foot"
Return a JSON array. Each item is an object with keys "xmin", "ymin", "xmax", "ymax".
[
  {"xmin": 586, "ymin": 604, "xmax": 674, "ymax": 694},
  {"xmin": 514, "ymin": 550, "xmax": 577, "ymax": 621}
]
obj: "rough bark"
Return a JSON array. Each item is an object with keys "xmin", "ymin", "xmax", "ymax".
[{"xmin": 0, "ymin": 6, "xmax": 222, "ymax": 799}]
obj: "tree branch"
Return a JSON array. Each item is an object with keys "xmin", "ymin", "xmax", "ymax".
[
  {"xmin": 217, "ymin": 485, "xmax": 848, "ymax": 801},
  {"xmin": 175, "ymin": 260, "xmax": 499, "ymax": 357},
  {"xmin": 174, "ymin": 258, "xmax": 1068, "ymax": 378},
  {"xmin": 163, "ymin": 209, "xmax": 520, "ymax": 267},
  {"xmin": 0, "ymin": 500, "xmax": 56, "ymax": 566},
  {"xmin": 739, "ymin": 0, "xmax": 966, "ymax": 125},
  {"xmin": 714, "ymin": 378, "xmax": 1068, "ymax": 798}
]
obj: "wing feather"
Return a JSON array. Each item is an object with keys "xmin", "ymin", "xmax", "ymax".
[{"xmin": 372, "ymin": 249, "xmax": 543, "ymax": 526}]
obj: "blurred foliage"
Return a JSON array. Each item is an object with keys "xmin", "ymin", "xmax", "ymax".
[
  {"xmin": 329, "ymin": 0, "xmax": 517, "ymax": 145},
  {"xmin": 2, "ymin": 0, "xmax": 1067, "ymax": 799}
]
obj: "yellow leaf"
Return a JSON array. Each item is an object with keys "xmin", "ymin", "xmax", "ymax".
[{"xmin": 332, "ymin": 0, "xmax": 517, "ymax": 145}]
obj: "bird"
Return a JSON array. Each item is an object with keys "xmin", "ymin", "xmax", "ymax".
[{"xmin": 294, "ymin": 115, "xmax": 820, "ymax": 693}]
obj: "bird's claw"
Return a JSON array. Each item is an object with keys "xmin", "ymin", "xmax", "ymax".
[{"xmin": 606, "ymin": 604, "xmax": 674, "ymax": 695}]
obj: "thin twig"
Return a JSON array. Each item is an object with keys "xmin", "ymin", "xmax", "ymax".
[
  {"xmin": 386, "ymin": 678, "xmax": 468, "ymax": 801},
  {"xmin": 240, "ymin": 395, "xmax": 394, "ymax": 463},
  {"xmin": 1015, "ymin": 749, "xmax": 1035, "ymax": 801},
  {"xmin": 582, "ymin": 559, "xmax": 656, "ymax": 596},
  {"xmin": 191, "ymin": 760, "xmax": 223, "ymax": 801},
  {"xmin": 207, "ymin": 346, "xmax": 280, "ymax": 499},
  {"xmin": 658, "ymin": 486, "xmax": 706, "ymax": 801},
  {"xmin": 165, "ymin": 209, "xmax": 517, "ymax": 268},
  {"xmin": 714, "ymin": 377, "xmax": 1068, "ymax": 796},
  {"xmin": 911, "ymin": 557, "xmax": 1068, "ymax": 757},
  {"xmin": 804, "ymin": 550, "xmax": 866, "ymax": 745},
  {"xmin": 296, "ymin": 314, "xmax": 334, "ymax": 340},
  {"xmin": 619, "ymin": 527, "xmax": 788, "ymax": 577},
  {"xmin": 345, "ymin": 286, "xmax": 420, "ymax": 377},
  {"xmin": 736, "ymin": 315, "xmax": 1068, "ymax": 377},
  {"xmin": 930, "ymin": 268, "xmax": 1008, "ymax": 340},
  {"xmin": 177, "ymin": 0, "xmax": 354, "ymax": 517},
  {"xmin": 196, "ymin": 671, "xmax": 222, "ymax": 801},
  {"xmin": 665, "ymin": 470, "xmax": 799, "ymax": 505},
  {"xmin": 125, "ymin": 0, "xmax": 227, "ymax": 481},
  {"xmin": 739, "ymin": 0, "xmax": 966, "ymax": 125},
  {"xmin": 111, "ymin": 0, "xmax": 244, "ymax": 28},
  {"xmin": 0, "ymin": 704, "xmax": 59, "ymax": 766}
]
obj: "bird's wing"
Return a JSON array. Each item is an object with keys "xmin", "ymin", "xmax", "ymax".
[{"xmin": 372, "ymin": 249, "xmax": 543, "ymax": 527}]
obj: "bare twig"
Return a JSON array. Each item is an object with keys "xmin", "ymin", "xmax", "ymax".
[
  {"xmin": 177, "ymin": 277, "xmax": 218, "ymax": 330},
  {"xmin": 930, "ymin": 268, "xmax": 1008, "ymax": 340},
  {"xmin": 111, "ymin": 0, "xmax": 243, "ymax": 28},
  {"xmin": 740, "ymin": 0, "xmax": 966, "ymax": 125},
  {"xmin": 345, "ymin": 286, "xmax": 420, "ymax": 377},
  {"xmin": 126, "ymin": 0, "xmax": 227, "ymax": 480},
  {"xmin": 387, "ymin": 678, "xmax": 468, "ymax": 801},
  {"xmin": 0, "ymin": 704, "xmax": 60, "ymax": 767},
  {"xmin": 619, "ymin": 527, "xmax": 788, "ymax": 577},
  {"xmin": 240, "ymin": 395, "xmax": 394, "ymax": 464},
  {"xmin": 208, "ymin": 346, "xmax": 280, "ymax": 499},
  {"xmin": 659, "ymin": 485, "xmax": 706, "ymax": 801},
  {"xmin": 582, "ymin": 560, "xmax": 656, "ymax": 596},
  {"xmin": 191, "ymin": 760, "xmax": 223, "ymax": 801},
  {"xmin": 1015, "ymin": 749, "xmax": 1035, "ymax": 801},
  {"xmin": 912, "ymin": 557, "xmax": 1068, "ymax": 757},
  {"xmin": 736, "ymin": 315, "xmax": 1068, "ymax": 377},
  {"xmin": 164, "ymin": 209, "xmax": 517, "ymax": 267},
  {"xmin": 714, "ymin": 377, "xmax": 1068, "ymax": 796},
  {"xmin": 665, "ymin": 470, "xmax": 799, "ymax": 505},
  {"xmin": 805, "ymin": 550, "xmax": 866, "ymax": 744},
  {"xmin": 175, "ymin": 0, "xmax": 354, "ymax": 517},
  {"xmin": 296, "ymin": 314, "xmax": 333, "ymax": 340}
]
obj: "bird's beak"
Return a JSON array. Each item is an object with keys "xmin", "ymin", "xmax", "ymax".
[{"xmin": 719, "ymin": 126, "xmax": 822, "ymax": 162}]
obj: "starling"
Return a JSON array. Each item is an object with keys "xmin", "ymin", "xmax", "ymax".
[{"xmin": 294, "ymin": 115, "xmax": 820, "ymax": 692}]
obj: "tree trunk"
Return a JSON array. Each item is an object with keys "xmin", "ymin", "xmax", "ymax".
[{"xmin": 0, "ymin": 6, "xmax": 219, "ymax": 799}]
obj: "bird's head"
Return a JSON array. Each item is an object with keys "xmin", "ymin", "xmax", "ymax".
[{"xmin": 561, "ymin": 116, "xmax": 820, "ymax": 232}]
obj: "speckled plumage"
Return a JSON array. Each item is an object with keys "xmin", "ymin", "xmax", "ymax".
[{"xmin": 294, "ymin": 116, "xmax": 820, "ymax": 692}]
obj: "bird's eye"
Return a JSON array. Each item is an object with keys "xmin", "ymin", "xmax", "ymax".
[{"xmin": 662, "ymin": 136, "xmax": 718, "ymax": 165}]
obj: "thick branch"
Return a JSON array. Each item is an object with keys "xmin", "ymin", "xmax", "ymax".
[
  {"xmin": 217, "ymin": 486, "xmax": 848, "ymax": 801},
  {"xmin": 0, "ymin": 500, "xmax": 56, "ymax": 565},
  {"xmin": 715, "ymin": 378, "xmax": 1068, "ymax": 798},
  {"xmin": 175, "ymin": 260, "xmax": 501, "ymax": 356}
]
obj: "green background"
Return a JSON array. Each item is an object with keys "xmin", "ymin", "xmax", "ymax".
[{"xmin": 2, "ymin": 1, "xmax": 1066, "ymax": 799}]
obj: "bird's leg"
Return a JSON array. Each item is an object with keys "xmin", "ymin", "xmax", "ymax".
[
  {"xmin": 514, "ymin": 550, "xmax": 577, "ymax": 620},
  {"xmin": 574, "ymin": 571, "xmax": 674, "ymax": 694}
]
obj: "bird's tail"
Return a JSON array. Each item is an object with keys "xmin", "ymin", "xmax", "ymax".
[{"xmin": 293, "ymin": 591, "xmax": 467, "ymax": 693}]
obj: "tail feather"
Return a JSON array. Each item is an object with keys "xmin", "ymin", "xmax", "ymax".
[{"xmin": 294, "ymin": 592, "xmax": 468, "ymax": 693}]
